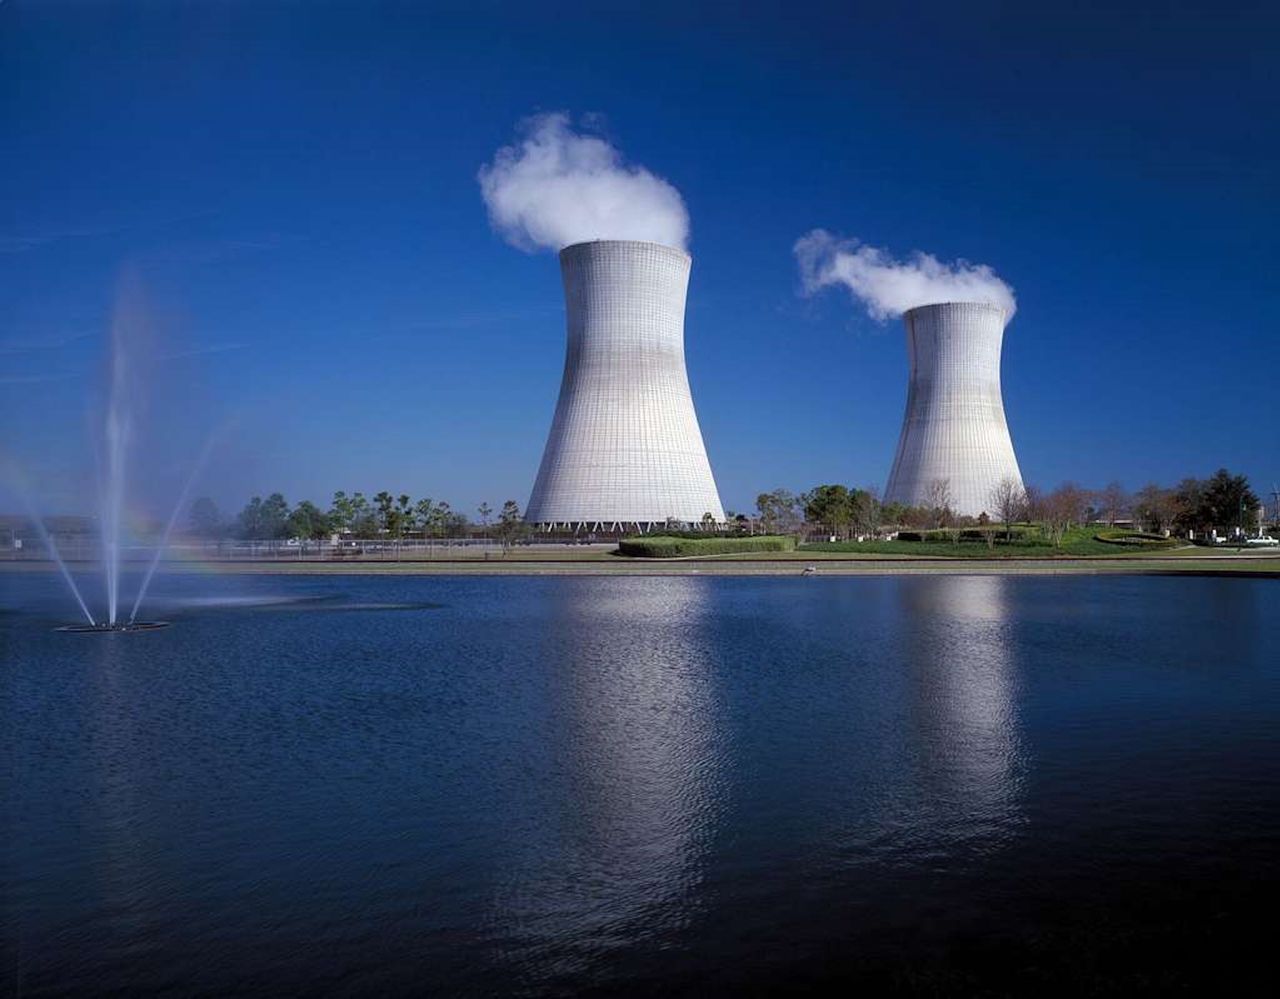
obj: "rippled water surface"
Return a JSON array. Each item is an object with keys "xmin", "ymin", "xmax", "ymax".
[{"xmin": 4, "ymin": 572, "xmax": 1279, "ymax": 994}]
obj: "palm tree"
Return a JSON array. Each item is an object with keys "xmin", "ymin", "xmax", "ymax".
[
  {"xmin": 374, "ymin": 491, "xmax": 395, "ymax": 535},
  {"xmin": 396, "ymin": 494, "xmax": 412, "ymax": 539},
  {"xmin": 414, "ymin": 497, "xmax": 435, "ymax": 537}
]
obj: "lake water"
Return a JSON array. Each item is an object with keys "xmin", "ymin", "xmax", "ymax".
[{"xmin": 4, "ymin": 571, "xmax": 1279, "ymax": 994}]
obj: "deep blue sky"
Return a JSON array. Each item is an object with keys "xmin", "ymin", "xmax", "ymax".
[{"xmin": 3, "ymin": 1, "xmax": 1277, "ymax": 518}]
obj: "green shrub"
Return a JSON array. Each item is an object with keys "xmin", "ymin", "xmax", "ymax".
[
  {"xmin": 621, "ymin": 528, "xmax": 744, "ymax": 540},
  {"xmin": 618, "ymin": 535, "xmax": 796, "ymax": 558},
  {"xmin": 1094, "ymin": 529, "xmax": 1178, "ymax": 548},
  {"xmin": 957, "ymin": 526, "xmax": 1034, "ymax": 542}
]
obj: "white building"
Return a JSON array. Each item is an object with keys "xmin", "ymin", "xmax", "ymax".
[
  {"xmin": 525, "ymin": 240, "xmax": 725, "ymax": 531},
  {"xmin": 884, "ymin": 301, "xmax": 1024, "ymax": 518}
]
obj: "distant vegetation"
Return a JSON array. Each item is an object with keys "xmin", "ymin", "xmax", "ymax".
[
  {"xmin": 802, "ymin": 525, "xmax": 1181, "ymax": 559},
  {"xmin": 186, "ymin": 468, "xmax": 1268, "ymax": 555},
  {"xmin": 188, "ymin": 492, "xmax": 528, "ymax": 546},
  {"xmin": 618, "ymin": 535, "xmax": 796, "ymax": 558},
  {"xmin": 741, "ymin": 469, "xmax": 1268, "ymax": 548}
]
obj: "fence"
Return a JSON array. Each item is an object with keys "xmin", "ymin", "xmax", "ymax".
[{"xmin": 0, "ymin": 536, "xmax": 604, "ymax": 563}]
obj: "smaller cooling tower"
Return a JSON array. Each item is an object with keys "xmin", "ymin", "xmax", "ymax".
[
  {"xmin": 883, "ymin": 302, "xmax": 1024, "ymax": 518},
  {"xmin": 525, "ymin": 240, "xmax": 725, "ymax": 530}
]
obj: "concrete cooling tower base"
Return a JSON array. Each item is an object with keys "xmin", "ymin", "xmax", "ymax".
[
  {"xmin": 884, "ymin": 302, "xmax": 1024, "ymax": 518},
  {"xmin": 525, "ymin": 240, "xmax": 725, "ymax": 530}
]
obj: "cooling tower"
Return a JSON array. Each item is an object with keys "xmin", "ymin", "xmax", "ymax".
[
  {"xmin": 526, "ymin": 240, "xmax": 725, "ymax": 530},
  {"xmin": 883, "ymin": 302, "xmax": 1024, "ymax": 518}
]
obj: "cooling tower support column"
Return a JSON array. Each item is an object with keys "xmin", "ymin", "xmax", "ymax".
[
  {"xmin": 883, "ymin": 302, "xmax": 1024, "ymax": 518},
  {"xmin": 525, "ymin": 240, "xmax": 725, "ymax": 527}
]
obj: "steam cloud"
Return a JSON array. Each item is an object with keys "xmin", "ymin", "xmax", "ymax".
[
  {"xmin": 479, "ymin": 113, "xmax": 690, "ymax": 252},
  {"xmin": 794, "ymin": 229, "xmax": 1016, "ymax": 320}
]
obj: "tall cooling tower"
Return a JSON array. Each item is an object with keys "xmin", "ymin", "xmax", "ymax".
[
  {"xmin": 525, "ymin": 240, "xmax": 725, "ymax": 530},
  {"xmin": 884, "ymin": 302, "xmax": 1024, "ymax": 518}
]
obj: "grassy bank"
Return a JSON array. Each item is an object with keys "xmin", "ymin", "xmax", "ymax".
[
  {"xmin": 801, "ymin": 526, "xmax": 1182, "ymax": 559},
  {"xmin": 618, "ymin": 535, "xmax": 796, "ymax": 558}
]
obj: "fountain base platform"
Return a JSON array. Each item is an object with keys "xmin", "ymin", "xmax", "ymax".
[{"xmin": 57, "ymin": 621, "xmax": 171, "ymax": 634}]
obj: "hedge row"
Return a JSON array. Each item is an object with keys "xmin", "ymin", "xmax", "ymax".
[
  {"xmin": 624, "ymin": 528, "xmax": 745, "ymax": 540},
  {"xmin": 896, "ymin": 527, "xmax": 1035, "ymax": 543},
  {"xmin": 1093, "ymin": 529, "xmax": 1179, "ymax": 548},
  {"xmin": 618, "ymin": 535, "xmax": 797, "ymax": 558}
]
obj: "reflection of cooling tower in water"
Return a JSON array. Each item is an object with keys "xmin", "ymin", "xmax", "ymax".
[
  {"xmin": 884, "ymin": 302, "xmax": 1024, "ymax": 518},
  {"xmin": 497, "ymin": 577, "xmax": 723, "ymax": 950},
  {"xmin": 525, "ymin": 240, "xmax": 725, "ymax": 529},
  {"xmin": 901, "ymin": 575, "xmax": 1021, "ymax": 824}
]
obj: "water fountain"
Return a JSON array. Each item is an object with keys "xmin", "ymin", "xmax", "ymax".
[{"xmin": 32, "ymin": 281, "xmax": 203, "ymax": 634}]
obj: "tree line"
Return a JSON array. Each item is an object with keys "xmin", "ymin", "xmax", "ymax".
[
  {"xmin": 188, "ymin": 492, "xmax": 528, "ymax": 544},
  {"xmin": 188, "ymin": 468, "xmax": 1265, "ymax": 547},
  {"xmin": 748, "ymin": 468, "xmax": 1265, "ymax": 542}
]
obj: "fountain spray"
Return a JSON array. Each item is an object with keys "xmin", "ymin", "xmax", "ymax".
[
  {"xmin": 128, "ymin": 434, "xmax": 217, "ymax": 625},
  {"xmin": 24, "ymin": 497, "xmax": 97, "ymax": 626},
  {"xmin": 0, "ymin": 459, "xmax": 97, "ymax": 625},
  {"xmin": 101, "ymin": 310, "xmax": 131, "ymax": 627}
]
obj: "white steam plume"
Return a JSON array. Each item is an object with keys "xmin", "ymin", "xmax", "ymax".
[
  {"xmin": 794, "ymin": 229, "xmax": 1016, "ymax": 320},
  {"xmin": 479, "ymin": 113, "xmax": 690, "ymax": 252}
]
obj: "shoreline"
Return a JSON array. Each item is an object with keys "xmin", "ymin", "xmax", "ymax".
[{"xmin": 4, "ymin": 556, "xmax": 1279, "ymax": 578}]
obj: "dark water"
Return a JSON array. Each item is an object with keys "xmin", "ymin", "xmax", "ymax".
[{"xmin": 4, "ymin": 571, "xmax": 1279, "ymax": 996}]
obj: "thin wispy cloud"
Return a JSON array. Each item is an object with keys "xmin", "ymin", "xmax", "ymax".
[
  {"xmin": 0, "ymin": 223, "xmax": 124, "ymax": 254},
  {"xmin": 0, "ymin": 370, "xmax": 85, "ymax": 386},
  {"xmin": 0, "ymin": 208, "xmax": 245, "ymax": 258},
  {"xmin": 401, "ymin": 304, "xmax": 562, "ymax": 332},
  {"xmin": 0, "ymin": 330, "xmax": 93, "ymax": 354},
  {"xmin": 144, "ymin": 234, "xmax": 291, "ymax": 265},
  {"xmin": 161, "ymin": 343, "xmax": 248, "ymax": 361}
]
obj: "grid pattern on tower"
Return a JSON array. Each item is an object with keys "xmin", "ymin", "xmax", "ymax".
[
  {"xmin": 884, "ymin": 302, "xmax": 1024, "ymax": 518},
  {"xmin": 525, "ymin": 241, "xmax": 726, "ymax": 525}
]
